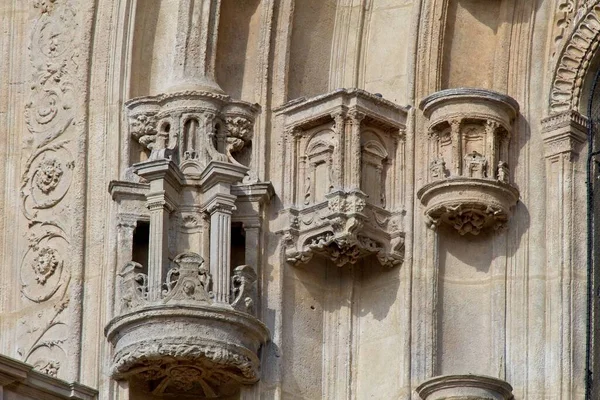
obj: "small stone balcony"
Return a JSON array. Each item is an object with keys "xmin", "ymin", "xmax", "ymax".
[
  {"xmin": 106, "ymin": 88, "xmax": 272, "ymax": 397},
  {"xmin": 105, "ymin": 254, "xmax": 268, "ymax": 398},
  {"xmin": 275, "ymin": 89, "xmax": 408, "ymax": 268},
  {"xmin": 417, "ymin": 88, "xmax": 520, "ymax": 235}
]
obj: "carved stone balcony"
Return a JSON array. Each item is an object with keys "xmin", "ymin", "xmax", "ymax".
[
  {"xmin": 108, "ymin": 92, "xmax": 272, "ymax": 397},
  {"xmin": 417, "ymin": 88, "xmax": 520, "ymax": 235},
  {"xmin": 416, "ymin": 375, "xmax": 514, "ymax": 400},
  {"xmin": 105, "ymin": 253, "xmax": 268, "ymax": 397},
  {"xmin": 275, "ymin": 89, "xmax": 407, "ymax": 268}
]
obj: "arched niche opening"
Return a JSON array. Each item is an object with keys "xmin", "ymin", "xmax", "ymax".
[
  {"xmin": 215, "ymin": 0, "xmax": 261, "ymax": 101},
  {"xmin": 129, "ymin": 0, "xmax": 178, "ymax": 97},
  {"xmin": 441, "ymin": 0, "xmax": 510, "ymax": 91},
  {"xmin": 287, "ymin": 0, "xmax": 337, "ymax": 101}
]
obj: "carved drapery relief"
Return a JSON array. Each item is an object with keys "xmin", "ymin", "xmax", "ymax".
[
  {"xmin": 275, "ymin": 89, "xmax": 407, "ymax": 268},
  {"xmin": 17, "ymin": 0, "xmax": 86, "ymax": 379}
]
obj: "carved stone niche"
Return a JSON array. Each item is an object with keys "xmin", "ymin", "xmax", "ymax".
[
  {"xmin": 274, "ymin": 88, "xmax": 407, "ymax": 268},
  {"xmin": 417, "ymin": 88, "xmax": 520, "ymax": 235},
  {"xmin": 416, "ymin": 375, "xmax": 514, "ymax": 400}
]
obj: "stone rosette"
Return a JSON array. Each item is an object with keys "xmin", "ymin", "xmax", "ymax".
[{"xmin": 416, "ymin": 374, "xmax": 514, "ymax": 400}]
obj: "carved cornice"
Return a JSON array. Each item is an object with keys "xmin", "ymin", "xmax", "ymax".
[
  {"xmin": 274, "ymin": 88, "xmax": 408, "ymax": 130},
  {"xmin": 0, "ymin": 355, "xmax": 96, "ymax": 400},
  {"xmin": 550, "ymin": 4, "xmax": 600, "ymax": 113}
]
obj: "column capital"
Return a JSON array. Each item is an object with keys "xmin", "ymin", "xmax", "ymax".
[
  {"xmin": 205, "ymin": 193, "xmax": 237, "ymax": 215},
  {"xmin": 117, "ymin": 213, "xmax": 140, "ymax": 229},
  {"xmin": 541, "ymin": 110, "xmax": 587, "ymax": 160}
]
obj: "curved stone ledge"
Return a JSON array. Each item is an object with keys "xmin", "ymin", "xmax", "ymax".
[
  {"xmin": 420, "ymin": 88, "xmax": 519, "ymax": 131},
  {"xmin": 105, "ymin": 304, "xmax": 269, "ymax": 397},
  {"xmin": 416, "ymin": 374, "xmax": 514, "ymax": 400},
  {"xmin": 417, "ymin": 178, "xmax": 519, "ymax": 235}
]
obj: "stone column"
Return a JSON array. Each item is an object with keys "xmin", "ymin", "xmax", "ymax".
[
  {"xmin": 332, "ymin": 111, "xmax": 346, "ymax": 189},
  {"xmin": 347, "ymin": 109, "xmax": 365, "ymax": 189},
  {"xmin": 200, "ymin": 161, "xmax": 248, "ymax": 304},
  {"xmin": 169, "ymin": 0, "xmax": 223, "ymax": 92},
  {"xmin": 450, "ymin": 118, "xmax": 462, "ymax": 176},
  {"xmin": 116, "ymin": 214, "xmax": 138, "ymax": 269},
  {"xmin": 134, "ymin": 159, "xmax": 183, "ymax": 301},
  {"xmin": 485, "ymin": 120, "xmax": 499, "ymax": 179},
  {"xmin": 146, "ymin": 195, "xmax": 173, "ymax": 301},
  {"xmin": 206, "ymin": 195, "xmax": 236, "ymax": 304}
]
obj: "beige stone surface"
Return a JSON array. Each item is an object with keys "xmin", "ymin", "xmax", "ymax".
[{"xmin": 0, "ymin": 0, "xmax": 598, "ymax": 399}]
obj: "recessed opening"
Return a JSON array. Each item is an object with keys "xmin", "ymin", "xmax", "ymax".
[
  {"xmin": 183, "ymin": 118, "xmax": 198, "ymax": 154},
  {"xmin": 231, "ymin": 222, "xmax": 246, "ymax": 268},
  {"xmin": 132, "ymin": 220, "xmax": 150, "ymax": 270}
]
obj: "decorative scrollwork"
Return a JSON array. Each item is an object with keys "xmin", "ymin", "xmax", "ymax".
[
  {"xmin": 130, "ymin": 113, "xmax": 158, "ymax": 150},
  {"xmin": 162, "ymin": 252, "xmax": 212, "ymax": 304},
  {"xmin": 20, "ymin": 229, "xmax": 69, "ymax": 303},
  {"xmin": 119, "ymin": 261, "xmax": 148, "ymax": 313},
  {"xmin": 21, "ymin": 144, "xmax": 74, "ymax": 219}
]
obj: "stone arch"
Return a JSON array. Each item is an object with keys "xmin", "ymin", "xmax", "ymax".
[{"xmin": 550, "ymin": 4, "xmax": 600, "ymax": 114}]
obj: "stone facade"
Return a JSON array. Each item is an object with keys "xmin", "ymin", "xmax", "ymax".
[{"xmin": 0, "ymin": 0, "xmax": 599, "ymax": 399}]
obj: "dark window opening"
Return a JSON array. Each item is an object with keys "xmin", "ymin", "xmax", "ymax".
[{"xmin": 132, "ymin": 220, "xmax": 150, "ymax": 270}]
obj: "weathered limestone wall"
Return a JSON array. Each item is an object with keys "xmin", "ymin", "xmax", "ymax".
[{"xmin": 0, "ymin": 0, "xmax": 597, "ymax": 399}]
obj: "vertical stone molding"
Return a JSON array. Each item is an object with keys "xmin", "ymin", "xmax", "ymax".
[
  {"xmin": 541, "ymin": 110, "xmax": 587, "ymax": 398},
  {"xmin": 16, "ymin": 0, "xmax": 95, "ymax": 381},
  {"xmin": 275, "ymin": 88, "xmax": 407, "ymax": 268},
  {"xmin": 416, "ymin": 375, "xmax": 514, "ymax": 400},
  {"xmin": 417, "ymin": 88, "xmax": 520, "ymax": 235}
]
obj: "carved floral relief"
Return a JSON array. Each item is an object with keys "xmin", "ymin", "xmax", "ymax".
[{"xmin": 17, "ymin": 0, "xmax": 82, "ymax": 379}]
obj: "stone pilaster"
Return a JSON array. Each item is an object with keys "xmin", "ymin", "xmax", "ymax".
[{"xmin": 541, "ymin": 110, "xmax": 587, "ymax": 399}]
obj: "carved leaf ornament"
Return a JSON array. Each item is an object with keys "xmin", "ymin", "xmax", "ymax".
[{"xmin": 18, "ymin": 0, "xmax": 80, "ymax": 378}]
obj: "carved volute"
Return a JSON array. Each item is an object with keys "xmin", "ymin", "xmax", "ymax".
[
  {"xmin": 417, "ymin": 88, "xmax": 520, "ymax": 235},
  {"xmin": 275, "ymin": 88, "xmax": 407, "ymax": 268}
]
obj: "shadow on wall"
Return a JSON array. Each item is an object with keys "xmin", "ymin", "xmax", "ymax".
[{"xmin": 438, "ymin": 195, "xmax": 529, "ymax": 269}]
